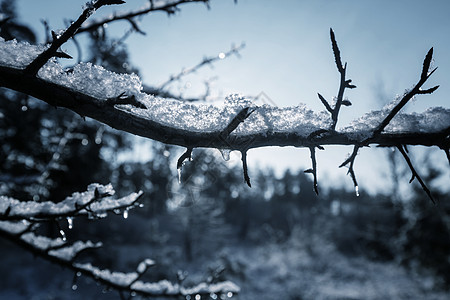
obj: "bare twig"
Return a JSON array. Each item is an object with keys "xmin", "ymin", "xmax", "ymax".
[
  {"xmin": 241, "ymin": 150, "xmax": 251, "ymax": 187},
  {"xmin": 25, "ymin": 0, "xmax": 125, "ymax": 76},
  {"xmin": 177, "ymin": 147, "xmax": 193, "ymax": 169},
  {"xmin": 396, "ymin": 145, "xmax": 435, "ymax": 203},
  {"xmin": 371, "ymin": 48, "xmax": 439, "ymax": 138},
  {"xmin": 304, "ymin": 147, "xmax": 319, "ymax": 195},
  {"xmin": 158, "ymin": 43, "xmax": 245, "ymax": 91},
  {"xmin": 219, "ymin": 107, "xmax": 254, "ymax": 140},
  {"xmin": 339, "ymin": 145, "xmax": 360, "ymax": 196},
  {"xmin": 77, "ymin": 0, "xmax": 210, "ymax": 34},
  {"xmin": 318, "ymin": 28, "xmax": 357, "ymax": 131}
]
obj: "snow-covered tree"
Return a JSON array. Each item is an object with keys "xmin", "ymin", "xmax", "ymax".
[{"xmin": 0, "ymin": 0, "xmax": 449, "ymax": 298}]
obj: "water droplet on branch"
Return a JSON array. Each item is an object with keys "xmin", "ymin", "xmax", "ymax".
[
  {"xmin": 67, "ymin": 217, "xmax": 73, "ymax": 229},
  {"xmin": 355, "ymin": 185, "xmax": 360, "ymax": 197},
  {"xmin": 123, "ymin": 210, "xmax": 128, "ymax": 219},
  {"xmin": 59, "ymin": 229, "xmax": 67, "ymax": 242}
]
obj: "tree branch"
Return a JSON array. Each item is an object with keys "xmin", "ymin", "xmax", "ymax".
[
  {"xmin": 396, "ymin": 145, "xmax": 435, "ymax": 203},
  {"xmin": 0, "ymin": 64, "xmax": 448, "ymax": 151},
  {"xmin": 24, "ymin": 0, "xmax": 125, "ymax": 76},
  {"xmin": 320, "ymin": 28, "xmax": 357, "ymax": 131},
  {"xmin": 77, "ymin": 0, "xmax": 210, "ymax": 35},
  {"xmin": 241, "ymin": 150, "xmax": 251, "ymax": 187},
  {"xmin": 158, "ymin": 43, "xmax": 245, "ymax": 91},
  {"xmin": 0, "ymin": 183, "xmax": 239, "ymax": 298},
  {"xmin": 304, "ymin": 146, "xmax": 319, "ymax": 195}
]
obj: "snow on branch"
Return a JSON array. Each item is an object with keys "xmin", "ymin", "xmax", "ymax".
[
  {"xmin": 0, "ymin": 183, "xmax": 239, "ymax": 298},
  {"xmin": 0, "ymin": 183, "xmax": 142, "ymax": 221}
]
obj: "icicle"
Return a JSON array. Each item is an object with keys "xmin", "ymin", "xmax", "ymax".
[
  {"xmin": 219, "ymin": 149, "xmax": 231, "ymax": 161},
  {"xmin": 59, "ymin": 229, "xmax": 67, "ymax": 242},
  {"xmin": 67, "ymin": 217, "xmax": 73, "ymax": 229},
  {"xmin": 123, "ymin": 209, "xmax": 128, "ymax": 219},
  {"xmin": 177, "ymin": 168, "xmax": 182, "ymax": 184},
  {"xmin": 355, "ymin": 185, "xmax": 360, "ymax": 197}
]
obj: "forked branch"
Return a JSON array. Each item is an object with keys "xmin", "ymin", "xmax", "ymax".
[
  {"xmin": 396, "ymin": 145, "xmax": 435, "ymax": 203},
  {"xmin": 25, "ymin": 0, "xmax": 125, "ymax": 76},
  {"xmin": 317, "ymin": 28, "xmax": 357, "ymax": 131},
  {"xmin": 339, "ymin": 47, "xmax": 439, "ymax": 200}
]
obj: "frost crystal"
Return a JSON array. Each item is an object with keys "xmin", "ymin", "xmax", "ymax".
[{"xmin": 0, "ymin": 38, "xmax": 47, "ymax": 68}]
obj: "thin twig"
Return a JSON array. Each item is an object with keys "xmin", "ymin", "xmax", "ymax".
[
  {"xmin": 25, "ymin": 0, "xmax": 125, "ymax": 76},
  {"xmin": 77, "ymin": 0, "xmax": 210, "ymax": 34},
  {"xmin": 397, "ymin": 145, "xmax": 435, "ymax": 203},
  {"xmin": 241, "ymin": 150, "xmax": 251, "ymax": 187},
  {"xmin": 318, "ymin": 29, "xmax": 356, "ymax": 131},
  {"xmin": 339, "ymin": 145, "xmax": 360, "ymax": 196},
  {"xmin": 371, "ymin": 48, "xmax": 439, "ymax": 139},
  {"xmin": 158, "ymin": 43, "xmax": 245, "ymax": 91},
  {"xmin": 219, "ymin": 107, "xmax": 254, "ymax": 140},
  {"xmin": 304, "ymin": 147, "xmax": 319, "ymax": 195},
  {"xmin": 177, "ymin": 147, "xmax": 193, "ymax": 169}
]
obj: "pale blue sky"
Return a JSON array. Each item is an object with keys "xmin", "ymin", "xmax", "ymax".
[{"xmin": 17, "ymin": 0, "xmax": 450, "ymax": 194}]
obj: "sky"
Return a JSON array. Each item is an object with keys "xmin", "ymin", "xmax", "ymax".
[{"xmin": 17, "ymin": 0, "xmax": 450, "ymax": 195}]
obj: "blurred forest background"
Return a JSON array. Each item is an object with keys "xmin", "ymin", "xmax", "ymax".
[{"xmin": 0, "ymin": 1, "xmax": 449, "ymax": 299}]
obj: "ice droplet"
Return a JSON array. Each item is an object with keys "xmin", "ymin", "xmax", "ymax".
[
  {"xmin": 60, "ymin": 229, "xmax": 67, "ymax": 242},
  {"xmin": 227, "ymin": 292, "xmax": 233, "ymax": 298},
  {"xmin": 177, "ymin": 168, "xmax": 182, "ymax": 184},
  {"xmin": 355, "ymin": 185, "xmax": 360, "ymax": 197},
  {"xmin": 72, "ymin": 284, "xmax": 78, "ymax": 290},
  {"xmin": 67, "ymin": 217, "xmax": 73, "ymax": 229},
  {"xmin": 123, "ymin": 210, "xmax": 129, "ymax": 219},
  {"xmin": 219, "ymin": 149, "xmax": 231, "ymax": 161}
]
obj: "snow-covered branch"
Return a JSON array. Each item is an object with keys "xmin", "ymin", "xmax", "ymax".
[
  {"xmin": 0, "ymin": 183, "xmax": 142, "ymax": 221},
  {"xmin": 0, "ymin": 52, "xmax": 447, "ymax": 151},
  {"xmin": 0, "ymin": 183, "xmax": 239, "ymax": 298}
]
